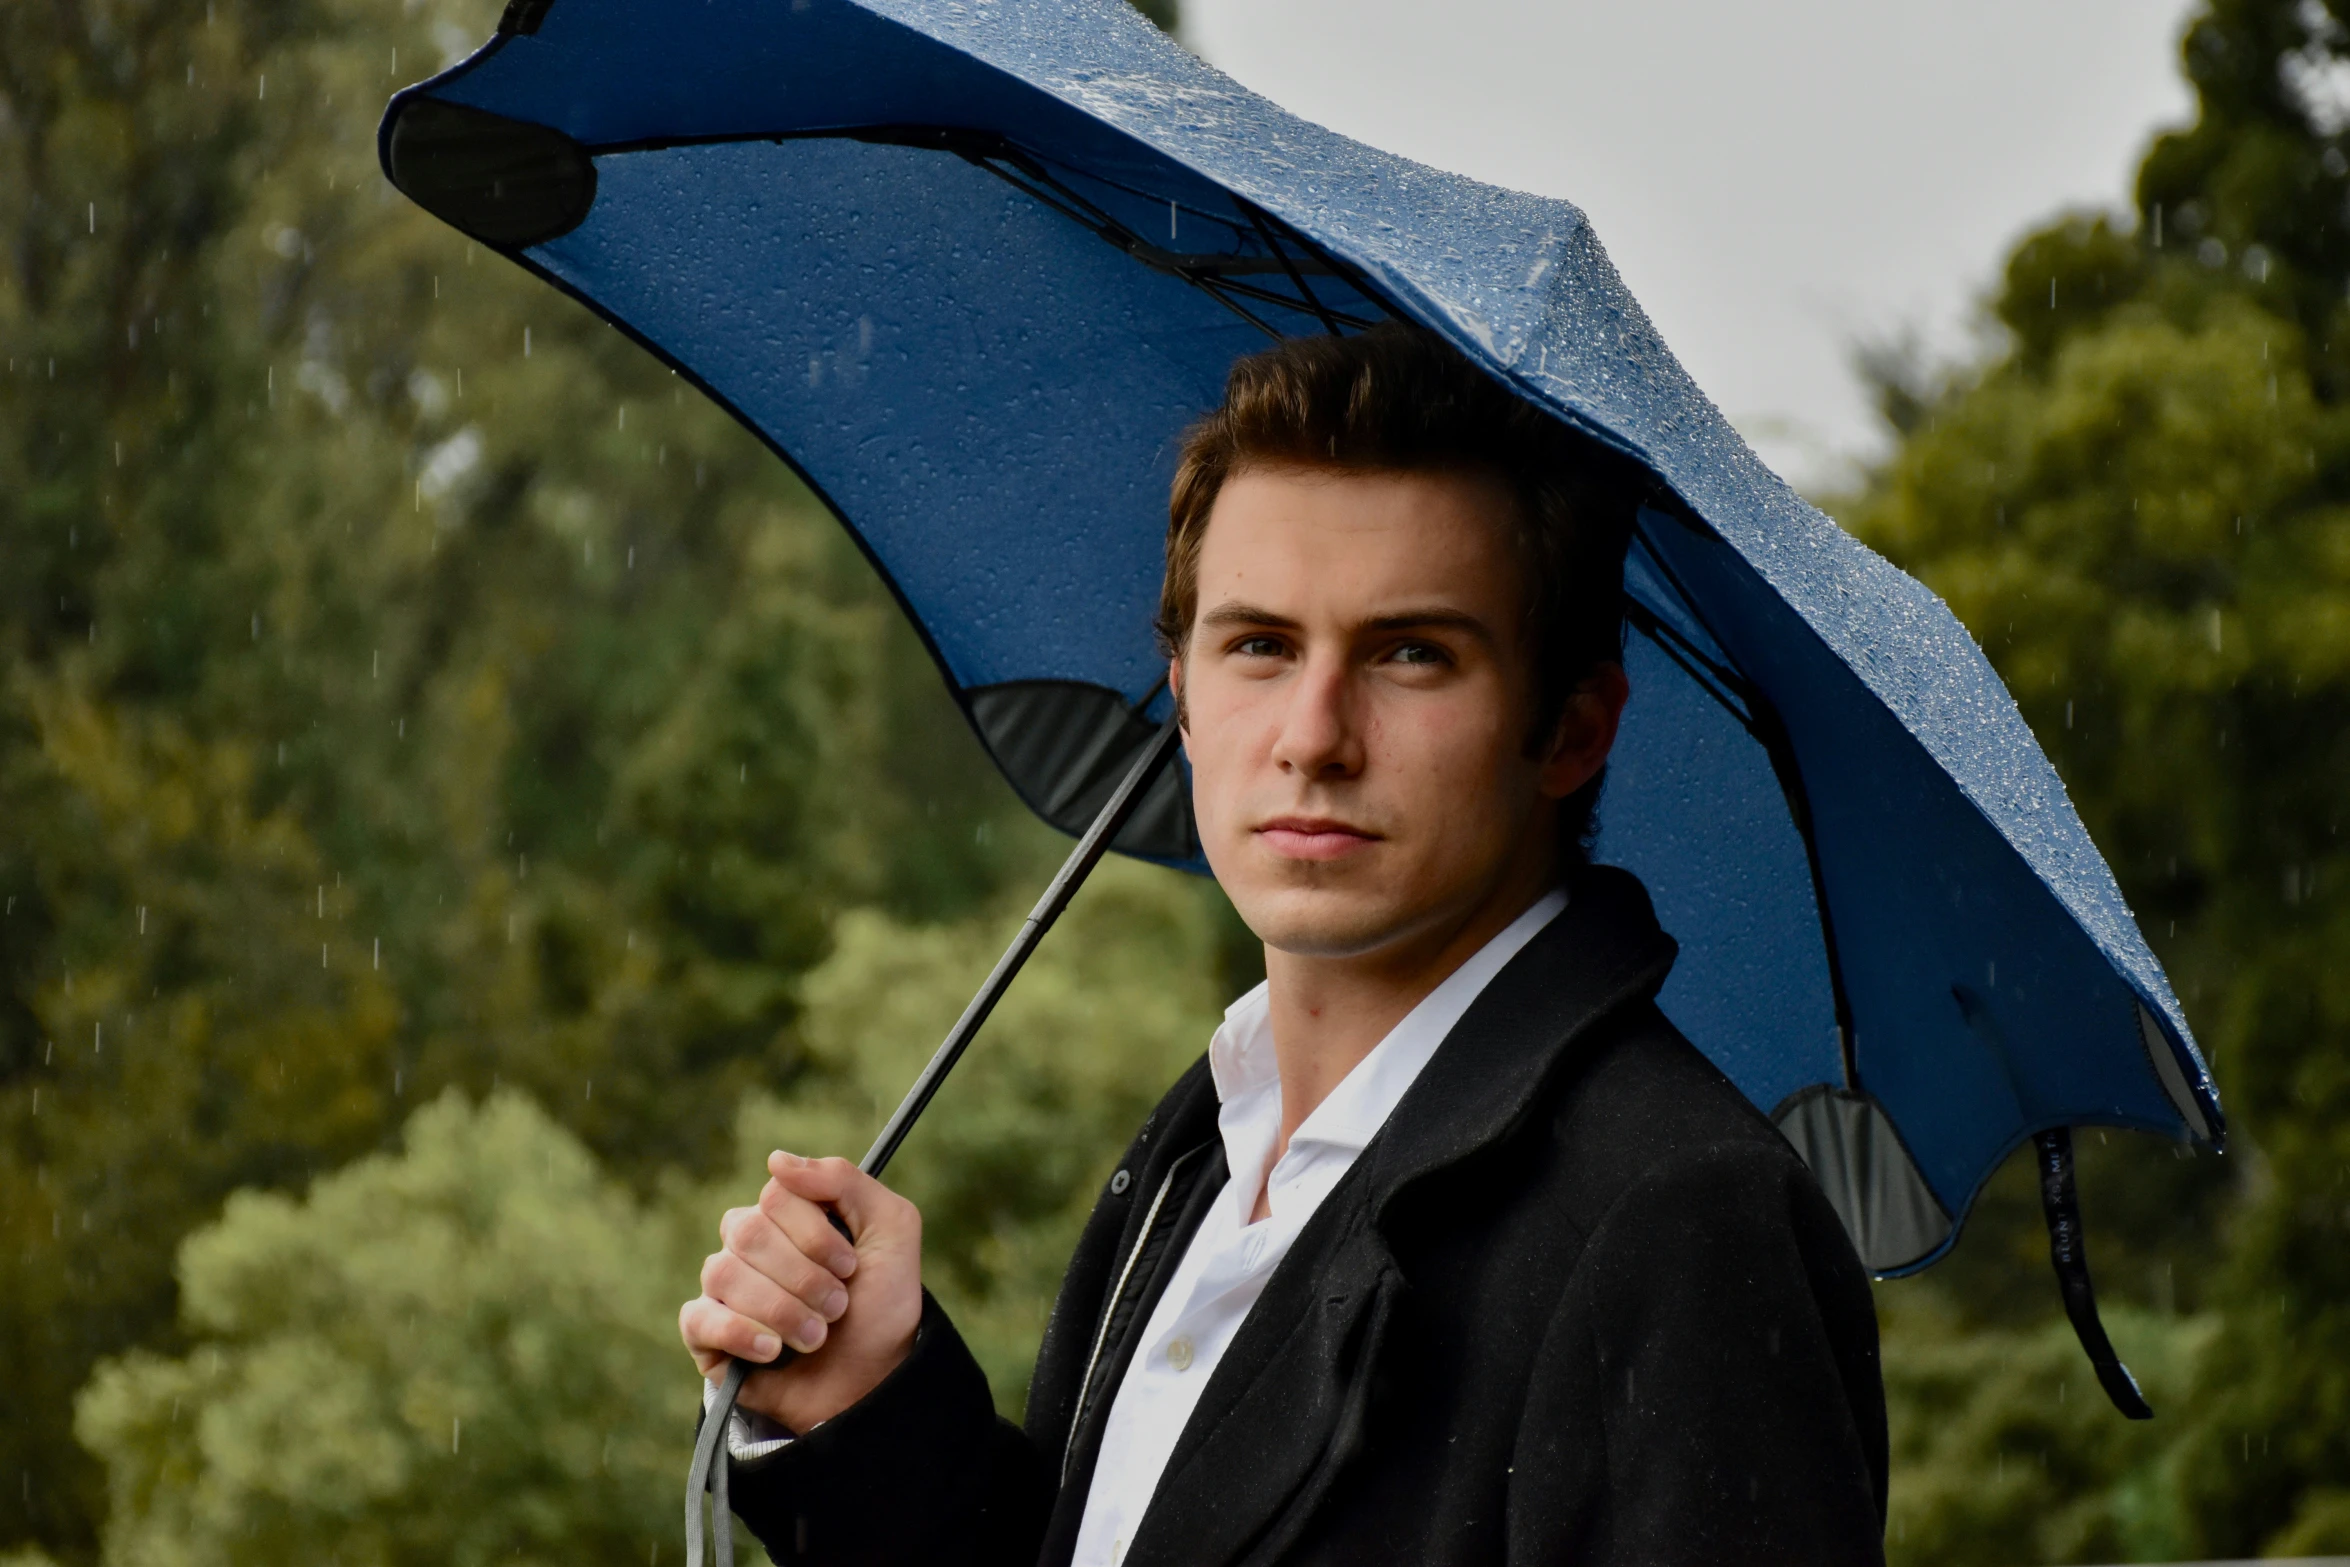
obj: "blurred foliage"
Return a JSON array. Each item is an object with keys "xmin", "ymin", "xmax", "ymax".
[
  {"xmin": 0, "ymin": 0, "xmax": 1203, "ymax": 1554},
  {"xmin": 1128, "ymin": 0, "xmax": 1181, "ymax": 35},
  {"xmin": 1881, "ymin": 1297, "xmax": 2217, "ymax": 1565},
  {"xmin": 69, "ymin": 857, "xmax": 1213, "ymax": 1567},
  {"xmin": 2, "ymin": 0, "xmax": 1194, "ymax": 1554},
  {"xmin": 72, "ymin": 1089, "xmax": 769, "ymax": 1567},
  {"xmin": 1841, "ymin": 0, "xmax": 2350, "ymax": 1557}
]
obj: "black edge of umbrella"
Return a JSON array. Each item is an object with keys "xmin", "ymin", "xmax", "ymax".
[{"xmin": 968, "ymin": 679, "xmax": 1196, "ymax": 859}]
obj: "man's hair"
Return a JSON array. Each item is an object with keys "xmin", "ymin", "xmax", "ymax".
[{"xmin": 1156, "ymin": 322, "xmax": 1644, "ymax": 863}]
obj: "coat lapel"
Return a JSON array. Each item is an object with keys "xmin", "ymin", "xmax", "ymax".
[
  {"xmin": 1123, "ymin": 1210, "xmax": 1403, "ymax": 1567},
  {"xmin": 1124, "ymin": 866, "xmax": 1678, "ymax": 1567},
  {"xmin": 1356, "ymin": 865, "xmax": 1679, "ymax": 1220}
]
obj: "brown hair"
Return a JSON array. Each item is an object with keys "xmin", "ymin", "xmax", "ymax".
[{"xmin": 1157, "ymin": 322, "xmax": 1643, "ymax": 862}]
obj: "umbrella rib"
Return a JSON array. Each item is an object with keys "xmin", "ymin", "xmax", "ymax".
[
  {"xmin": 1238, "ymin": 200, "xmax": 1344, "ymax": 336},
  {"xmin": 1194, "ymin": 279, "xmax": 1325, "ymax": 338},
  {"xmin": 1194, "ymin": 274, "xmax": 1379, "ymax": 331},
  {"xmin": 967, "ymin": 146, "xmax": 1176, "ymax": 258},
  {"xmin": 976, "ymin": 154, "xmax": 1282, "ymax": 327},
  {"xmin": 967, "ymin": 152, "xmax": 1142, "ymax": 250},
  {"xmin": 1252, "ymin": 229, "xmax": 1398, "ymax": 330},
  {"xmin": 1630, "ymin": 529, "xmax": 1863, "ymax": 1089},
  {"xmin": 598, "ymin": 115, "xmax": 1284, "ymax": 286},
  {"xmin": 985, "ymin": 153, "xmax": 1341, "ymax": 281},
  {"xmin": 953, "ymin": 144, "xmax": 1374, "ymax": 337},
  {"xmin": 1629, "ymin": 530, "xmax": 1751, "ymax": 682},
  {"xmin": 822, "ymin": 126, "xmax": 1396, "ymax": 338},
  {"xmin": 1625, "ymin": 603, "xmax": 1758, "ymax": 734},
  {"xmin": 1744, "ymin": 697, "xmax": 1862, "ymax": 1089}
]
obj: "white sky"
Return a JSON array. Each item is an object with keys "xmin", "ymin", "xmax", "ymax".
[{"xmin": 1182, "ymin": 0, "xmax": 2201, "ymax": 491}]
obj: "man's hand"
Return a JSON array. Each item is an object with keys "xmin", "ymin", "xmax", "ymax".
[{"xmin": 679, "ymin": 1151, "xmax": 924, "ymax": 1433}]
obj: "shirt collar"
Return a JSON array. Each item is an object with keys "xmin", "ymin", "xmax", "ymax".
[{"xmin": 1204, "ymin": 885, "xmax": 1572, "ymax": 1152}]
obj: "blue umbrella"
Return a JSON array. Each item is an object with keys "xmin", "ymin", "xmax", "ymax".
[{"xmin": 380, "ymin": 0, "xmax": 2220, "ymax": 1477}]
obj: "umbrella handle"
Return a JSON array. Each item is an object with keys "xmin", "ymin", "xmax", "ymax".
[
  {"xmin": 2035, "ymin": 1127, "xmax": 2153, "ymax": 1420},
  {"xmin": 686, "ymin": 711, "xmax": 1185, "ymax": 1567}
]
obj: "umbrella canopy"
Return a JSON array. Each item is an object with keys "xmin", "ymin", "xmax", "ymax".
[{"xmin": 378, "ymin": 0, "xmax": 2221, "ymax": 1278}]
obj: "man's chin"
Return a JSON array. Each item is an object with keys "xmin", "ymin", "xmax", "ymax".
[{"xmin": 1235, "ymin": 889, "xmax": 1424, "ymax": 962}]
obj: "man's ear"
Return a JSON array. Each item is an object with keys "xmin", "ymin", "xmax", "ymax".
[
  {"xmin": 1168, "ymin": 657, "xmax": 1187, "ymax": 734},
  {"xmin": 1537, "ymin": 662, "xmax": 1629, "ymax": 800}
]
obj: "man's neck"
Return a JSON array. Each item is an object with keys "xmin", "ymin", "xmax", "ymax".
[{"xmin": 1252, "ymin": 863, "xmax": 1557, "ymax": 1218}]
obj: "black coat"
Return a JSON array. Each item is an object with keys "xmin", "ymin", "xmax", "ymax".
[{"xmin": 731, "ymin": 866, "xmax": 1887, "ymax": 1566}]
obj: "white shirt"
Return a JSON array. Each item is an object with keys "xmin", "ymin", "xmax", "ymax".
[{"xmin": 1068, "ymin": 888, "xmax": 1568, "ymax": 1567}]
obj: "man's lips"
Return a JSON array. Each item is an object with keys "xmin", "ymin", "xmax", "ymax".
[{"xmin": 1253, "ymin": 816, "xmax": 1381, "ymax": 862}]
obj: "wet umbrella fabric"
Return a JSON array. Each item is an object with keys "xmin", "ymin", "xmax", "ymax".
[{"xmin": 380, "ymin": 0, "xmax": 2218, "ymax": 1420}]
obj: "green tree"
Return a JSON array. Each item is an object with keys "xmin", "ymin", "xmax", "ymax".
[
  {"xmin": 72, "ymin": 855, "xmax": 1226, "ymax": 1566},
  {"xmin": 1842, "ymin": 3, "xmax": 2350, "ymax": 1555},
  {"xmin": 4, "ymin": 0, "xmax": 1189, "ymax": 1544},
  {"xmin": 1, "ymin": 0, "xmax": 1067, "ymax": 1552},
  {"xmin": 1880, "ymin": 1295, "xmax": 2216, "ymax": 1565},
  {"xmin": 2136, "ymin": 0, "xmax": 2350, "ymax": 394},
  {"xmin": 74, "ymin": 1088, "xmax": 768, "ymax": 1567}
]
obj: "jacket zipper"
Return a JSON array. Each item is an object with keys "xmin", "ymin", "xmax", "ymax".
[{"xmin": 1061, "ymin": 1146, "xmax": 1199, "ymax": 1483}]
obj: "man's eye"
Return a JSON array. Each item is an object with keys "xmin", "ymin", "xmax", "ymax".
[
  {"xmin": 1389, "ymin": 642, "xmax": 1448, "ymax": 667},
  {"xmin": 1234, "ymin": 636, "xmax": 1287, "ymax": 658}
]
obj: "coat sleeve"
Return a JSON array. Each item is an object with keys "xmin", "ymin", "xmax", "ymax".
[
  {"xmin": 726, "ymin": 1292, "xmax": 1053, "ymax": 1567},
  {"xmin": 1510, "ymin": 1140, "xmax": 1888, "ymax": 1567}
]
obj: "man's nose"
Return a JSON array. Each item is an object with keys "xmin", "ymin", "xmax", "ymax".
[{"xmin": 1270, "ymin": 654, "xmax": 1363, "ymax": 781}]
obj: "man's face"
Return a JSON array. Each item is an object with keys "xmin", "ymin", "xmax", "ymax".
[{"xmin": 1174, "ymin": 465, "xmax": 1619, "ymax": 962}]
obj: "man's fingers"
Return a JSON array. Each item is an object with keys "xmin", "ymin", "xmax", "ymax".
[
  {"xmin": 768, "ymin": 1152, "xmax": 917, "ymax": 1251},
  {"xmin": 678, "ymin": 1293, "xmax": 802, "ymax": 1370},
  {"xmin": 766, "ymin": 1149, "xmax": 857, "ymax": 1204},
  {"xmin": 753, "ymin": 1174, "xmax": 859, "ymax": 1280},
  {"xmin": 719, "ymin": 1205, "xmax": 855, "ymax": 1314},
  {"xmin": 680, "ymin": 1152, "xmax": 926, "ymax": 1431},
  {"xmin": 700, "ymin": 1244, "xmax": 842, "ymax": 1350}
]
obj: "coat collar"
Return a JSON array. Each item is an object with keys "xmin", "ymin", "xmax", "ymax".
[
  {"xmin": 1121, "ymin": 863, "xmax": 1679, "ymax": 1567},
  {"xmin": 1357, "ymin": 862, "xmax": 1680, "ymax": 1221}
]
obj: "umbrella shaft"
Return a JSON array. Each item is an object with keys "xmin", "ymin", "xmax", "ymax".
[
  {"xmin": 689, "ymin": 709, "xmax": 1183, "ymax": 1567},
  {"xmin": 861, "ymin": 711, "xmax": 1184, "ymax": 1177}
]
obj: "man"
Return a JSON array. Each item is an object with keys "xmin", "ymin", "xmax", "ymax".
[{"xmin": 679, "ymin": 325, "xmax": 1888, "ymax": 1565}]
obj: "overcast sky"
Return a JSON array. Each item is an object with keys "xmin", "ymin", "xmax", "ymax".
[{"xmin": 1182, "ymin": 0, "xmax": 2201, "ymax": 491}]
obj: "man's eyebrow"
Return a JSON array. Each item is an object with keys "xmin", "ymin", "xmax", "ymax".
[
  {"xmin": 1364, "ymin": 607, "xmax": 1498, "ymax": 644},
  {"xmin": 1197, "ymin": 601, "xmax": 1302, "ymax": 630},
  {"xmin": 1195, "ymin": 601, "xmax": 1498, "ymax": 644}
]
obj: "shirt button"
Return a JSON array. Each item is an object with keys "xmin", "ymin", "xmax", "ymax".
[{"xmin": 1166, "ymin": 1337, "xmax": 1194, "ymax": 1371}]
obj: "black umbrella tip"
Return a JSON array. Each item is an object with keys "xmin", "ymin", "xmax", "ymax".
[
  {"xmin": 381, "ymin": 94, "xmax": 597, "ymax": 251},
  {"xmin": 498, "ymin": 0, "xmax": 557, "ymax": 35}
]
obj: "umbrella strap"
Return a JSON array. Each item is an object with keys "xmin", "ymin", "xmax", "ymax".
[
  {"xmin": 685, "ymin": 711, "xmax": 1185, "ymax": 1567},
  {"xmin": 2034, "ymin": 1127, "xmax": 2153, "ymax": 1419}
]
